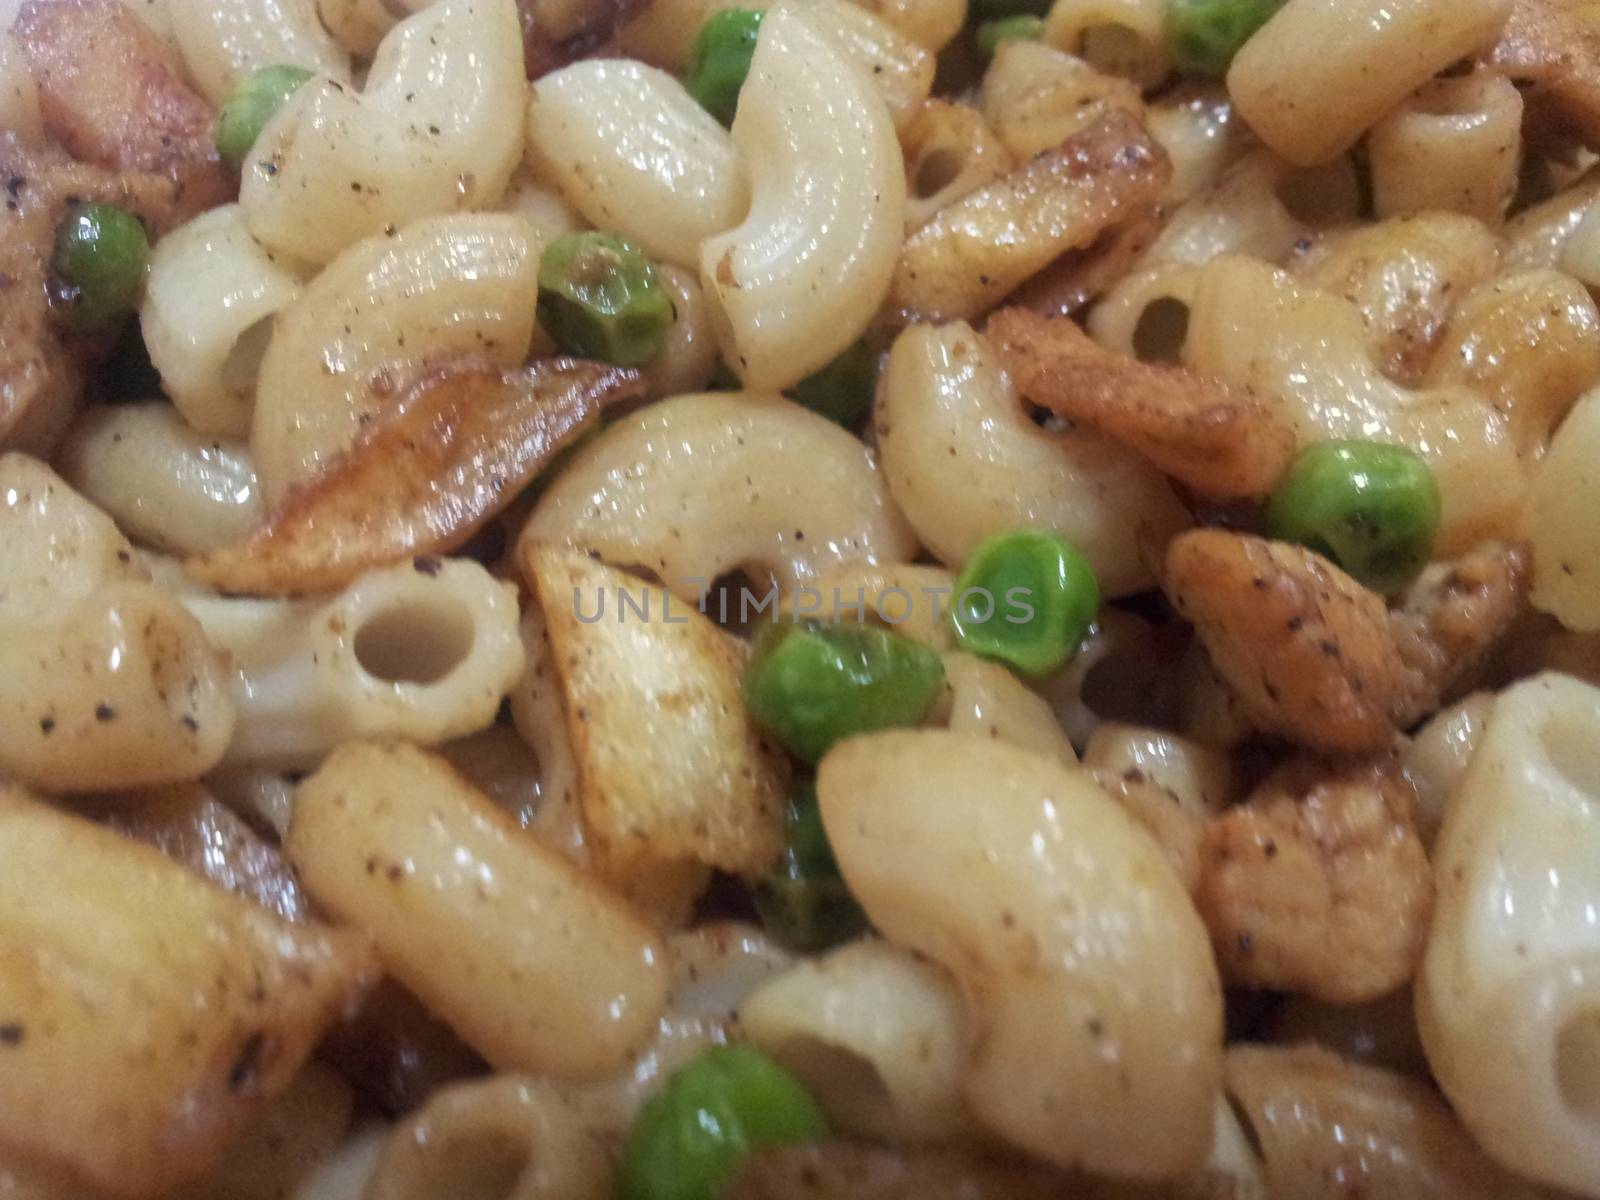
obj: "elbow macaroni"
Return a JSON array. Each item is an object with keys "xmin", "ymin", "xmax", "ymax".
[{"xmin": 164, "ymin": 0, "xmax": 350, "ymax": 105}]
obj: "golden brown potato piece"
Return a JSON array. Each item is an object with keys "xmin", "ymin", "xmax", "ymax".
[
  {"xmin": 1225, "ymin": 1044, "xmax": 1549, "ymax": 1199},
  {"xmin": 891, "ymin": 110, "xmax": 1170, "ymax": 323},
  {"xmin": 990, "ymin": 308, "xmax": 1295, "ymax": 499},
  {"xmin": 1004, "ymin": 205, "xmax": 1166, "ymax": 318},
  {"xmin": 1197, "ymin": 756, "xmax": 1433, "ymax": 1004},
  {"xmin": 1390, "ymin": 541, "xmax": 1528, "ymax": 727},
  {"xmin": 523, "ymin": 544, "xmax": 787, "ymax": 877},
  {"xmin": 1489, "ymin": 0, "xmax": 1600, "ymax": 149},
  {"xmin": 189, "ymin": 358, "xmax": 641, "ymax": 595},
  {"xmin": 80, "ymin": 783, "xmax": 312, "ymax": 924},
  {"xmin": 13, "ymin": 0, "xmax": 229, "ymax": 209},
  {"xmin": 0, "ymin": 785, "xmax": 376, "ymax": 1198},
  {"xmin": 1164, "ymin": 531, "xmax": 1402, "ymax": 753}
]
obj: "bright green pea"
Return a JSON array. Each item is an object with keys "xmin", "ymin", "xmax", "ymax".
[
  {"xmin": 950, "ymin": 529, "xmax": 1099, "ymax": 678},
  {"xmin": 215, "ymin": 64, "xmax": 314, "ymax": 168},
  {"xmin": 753, "ymin": 783, "xmax": 866, "ymax": 952},
  {"xmin": 1265, "ymin": 440, "xmax": 1441, "ymax": 594},
  {"xmin": 1167, "ymin": 0, "xmax": 1284, "ymax": 75},
  {"xmin": 537, "ymin": 232, "xmax": 674, "ymax": 368},
  {"xmin": 49, "ymin": 203, "xmax": 149, "ymax": 330},
  {"xmin": 618, "ymin": 1044, "xmax": 829, "ymax": 1200},
  {"xmin": 686, "ymin": 9, "xmax": 764, "ymax": 126},
  {"xmin": 784, "ymin": 339, "xmax": 877, "ymax": 427},
  {"xmin": 976, "ymin": 14, "xmax": 1045, "ymax": 55},
  {"xmin": 744, "ymin": 620, "xmax": 945, "ymax": 764}
]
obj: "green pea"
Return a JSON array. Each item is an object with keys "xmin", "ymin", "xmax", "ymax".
[
  {"xmin": 976, "ymin": 14, "xmax": 1045, "ymax": 55},
  {"xmin": 1265, "ymin": 440, "xmax": 1441, "ymax": 594},
  {"xmin": 753, "ymin": 783, "xmax": 866, "ymax": 952},
  {"xmin": 950, "ymin": 529, "xmax": 1099, "ymax": 678},
  {"xmin": 49, "ymin": 203, "xmax": 149, "ymax": 330},
  {"xmin": 744, "ymin": 620, "xmax": 945, "ymax": 764},
  {"xmin": 215, "ymin": 64, "xmax": 314, "ymax": 168},
  {"xmin": 537, "ymin": 232, "xmax": 674, "ymax": 368},
  {"xmin": 618, "ymin": 1044, "xmax": 829, "ymax": 1200},
  {"xmin": 686, "ymin": 8, "xmax": 765, "ymax": 126},
  {"xmin": 1167, "ymin": 0, "xmax": 1285, "ymax": 76},
  {"xmin": 784, "ymin": 338, "xmax": 877, "ymax": 427}
]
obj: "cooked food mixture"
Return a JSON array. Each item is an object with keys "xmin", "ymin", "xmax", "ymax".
[{"xmin": 2, "ymin": 0, "xmax": 1600, "ymax": 1196}]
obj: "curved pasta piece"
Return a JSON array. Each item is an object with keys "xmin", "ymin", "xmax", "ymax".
[
  {"xmin": 819, "ymin": 730, "xmax": 1223, "ymax": 1179},
  {"xmin": 141, "ymin": 204, "xmax": 310, "ymax": 438},
  {"xmin": 164, "ymin": 0, "xmax": 349, "ymax": 104},
  {"xmin": 1401, "ymin": 692, "xmax": 1496, "ymax": 850},
  {"xmin": 877, "ymin": 321, "xmax": 1188, "ymax": 598},
  {"xmin": 289, "ymin": 741, "xmax": 670, "ymax": 1079},
  {"xmin": 941, "ymin": 652, "xmax": 1077, "ymax": 767},
  {"xmin": 810, "ymin": 0, "xmax": 934, "ymax": 132},
  {"xmin": 739, "ymin": 939, "xmax": 976, "ymax": 1144},
  {"xmin": 251, "ymin": 213, "xmax": 540, "ymax": 507},
  {"xmin": 1527, "ymin": 387, "xmax": 1600, "ymax": 632},
  {"xmin": 1417, "ymin": 672, "xmax": 1600, "ymax": 1196},
  {"xmin": 193, "ymin": 359, "xmax": 640, "ymax": 595},
  {"xmin": 241, "ymin": 0, "xmax": 526, "ymax": 265},
  {"xmin": 521, "ymin": 391, "xmax": 917, "ymax": 600},
  {"xmin": 700, "ymin": 3, "xmax": 905, "ymax": 389},
  {"xmin": 526, "ymin": 60, "xmax": 747, "ymax": 269},
  {"xmin": 56, "ymin": 402, "xmax": 262, "ymax": 556}
]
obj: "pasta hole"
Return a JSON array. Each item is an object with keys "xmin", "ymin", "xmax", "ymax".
[
  {"xmin": 1555, "ymin": 1012, "xmax": 1600, "ymax": 1122},
  {"xmin": 912, "ymin": 147, "xmax": 965, "ymax": 201},
  {"xmin": 353, "ymin": 595, "xmax": 475, "ymax": 685},
  {"xmin": 221, "ymin": 318, "xmax": 275, "ymax": 398},
  {"xmin": 1276, "ymin": 161, "xmax": 1362, "ymax": 225},
  {"xmin": 1078, "ymin": 24, "xmax": 1149, "ymax": 79},
  {"xmin": 1540, "ymin": 712, "xmax": 1600, "ymax": 795},
  {"xmin": 1131, "ymin": 298, "xmax": 1190, "ymax": 364}
]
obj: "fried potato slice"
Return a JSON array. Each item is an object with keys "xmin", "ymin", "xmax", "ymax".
[
  {"xmin": 890, "ymin": 110, "xmax": 1170, "ymax": 323},
  {"xmin": 0, "ymin": 785, "xmax": 376, "ymax": 1198},
  {"xmin": 523, "ymin": 543, "xmax": 787, "ymax": 876},
  {"xmin": 990, "ymin": 308, "xmax": 1294, "ymax": 499},
  {"xmin": 189, "ymin": 358, "xmax": 641, "ymax": 595},
  {"xmin": 1197, "ymin": 756, "xmax": 1434, "ymax": 1004},
  {"xmin": 1164, "ymin": 531, "xmax": 1403, "ymax": 753}
]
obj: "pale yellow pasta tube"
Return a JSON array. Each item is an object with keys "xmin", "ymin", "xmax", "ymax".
[
  {"xmin": 1227, "ymin": 0, "xmax": 1514, "ymax": 166},
  {"xmin": 900, "ymin": 100, "xmax": 1015, "ymax": 232},
  {"xmin": 242, "ymin": 0, "xmax": 526, "ymax": 265},
  {"xmin": 288, "ymin": 741, "xmax": 670, "ymax": 1079},
  {"xmin": 1418, "ymin": 673, "xmax": 1600, "ymax": 1196},
  {"xmin": 165, "ymin": 0, "xmax": 349, "ymax": 104},
  {"xmin": 1146, "ymin": 83, "xmax": 1242, "ymax": 205},
  {"xmin": 526, "ymin": 60, "xmax": 747, "ymax": 270},
  {"xmin": 56, "ymin": 402, "xmax": 262, "ymax": 555},
  {"xmin": 251, "ymin": 213, "xmax": 539, "ymax": 506},
  {"xmin": 0, "ymin": 786, "xmax": 375, "ymax": 1198},
  {"xmin": 819, "ymin": 730, "xmax": 1223, "ymax": 1179},
  {"xmin": 0, "ymin": 33, "xmax": 42, "ymax": 144},
  {"xmin": 141, "ymin": 204, "xmax": 309, "ymax": 438},
  {"xmin": 186, "ymin": 557, "xmax": 523, "ymax": 770},
  {"xmin": 521, "ymin": 391, "xmax": 918, "ymax": 600},
  {"xmin": 700, "ymin": 3, "xmax": 906, "ymax": 389},
  {"xmin": 877, "ymin": 322, "xmax": 1188, "ymax": 597},
  {"xmin": 1043, "ymin": 0, "xmax": 1172, "ymax": 88},
  {"xmin": 1527, "ymin": 387, "xmax": 1600, "ymax": 632},
  {"xmin": 740, "ymin": 939, "xmax": 977, "ymax": 1144},
  {"xmin": 1368, "ymin": 73, "xmax": 1523, "ymax": 224}
]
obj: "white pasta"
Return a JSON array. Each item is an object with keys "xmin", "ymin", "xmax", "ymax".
[
  {"xmin": 1087, "ymin": 262, "xmax": 1202, "ymax": 360},
  {"xmin": 1368, "ymin": 73, "xmax": 1523, "ymax": 225},
  {"xmin": 1417, "ymin": 673, "xmax": 1600, "ymax": 1195},
  {"xmin": 739, "ymin": 938, "xmax": 977, "ymax": 1144},
  {"xmin": 289, "ymin": 741, "xmax": 670, "ymax": 1078},
  {"xmin": 1147, "ymin": 84, "xmax": 1242, "ymax": 205},
  {"xmin": 809, "ymin": 0, "xmax": 934, "ymax": 132},
  {"xmin": 1400, "ymin": 692, "xmax": 1496, "ymax": 849},
  {"xmin": 55, "ymin": 401, "xmax": 262, "ymax": 555},
  {"xmin": 241, "ymin": 0, "xmax": 526, "ymax": 265},
  {"xmin": 1082, "ymin": 723, "xmax": 1235, "ymax": 816},
  {"xmin": 521, "ymin": 391, "xmax": 918, "ymax": 601},
  {"xmin": 941, "ymin": 651, "xmax": 1079, "ymax": 767},
  {"xmin": 700, "ymin": 3, "xmax": 906, "ymax": 390},
  {"xmin": 141, "ymin": 204, "xmax": 309, "ymax": 439},
  {"xmin": 164, "ymin": 0, "xmax": 349, "ymax": 104},
  {"xmin": 526, "ymin": 60, "xmax": 748, "ymax": 270},
  {"xmin": 0, "ymin": 33, "xmax": 42, "ymax": 144},
  {"xmin": 251, "ymin": 213, "xmax": 540, "ymax": 506},
  {"xmin": 900, "ymin": 99, "xmax": 1015, "ymax": 232},
  {"xmin": 184, "ymin": 557, "xmax": 524, "ymax": 770},
  {"xmin": 314, "ymin": 0, "xmax": 393, "ymax": 56},
  {"xmin": 640, "ymin": 264, "xmax": 721, "ymax": 400},
  {"xmin": 1227, "ymin": 0, "xmax": 1514, "ymax": 166},
  {"xmin": 819, "ymin": 730, "xmax": 1223, "ymax": 1178},
  {"xmin": 877, "ymin": 321, "xmax": 1189, "ymax": 598},
  {"xmin": 1139, "ymin": 152, "xmax": 1306, "ymax": 269},
  {"xmin": 1042, "ymin": 0, "xmax": 1172, "ymax": 89},
  {"xmin": 1526, "ymin": 386, "xmax": 1600, "ymax": 632}
]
